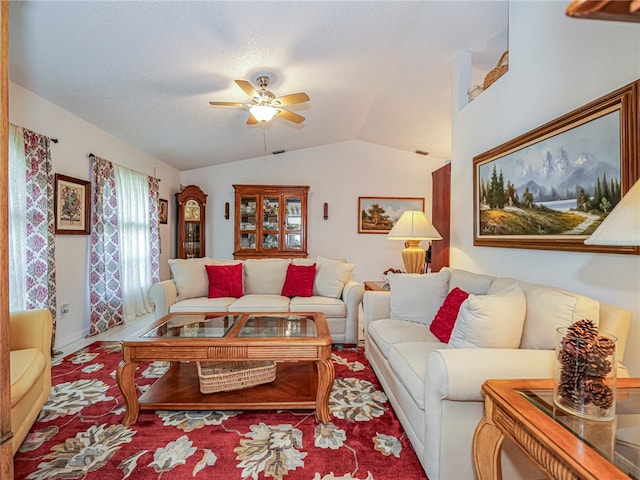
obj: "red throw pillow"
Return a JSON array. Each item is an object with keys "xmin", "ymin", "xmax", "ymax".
[
  {"xmin": 205, "ymin": 263, "xmax": 243, "ymax": 298},
  {"xmin": 430, "ymin": 287, "xmax": 469, "ymax": 343},
  {"xmin": 281, "ymin": 263, "xmax": 316, "ymax": 297}
]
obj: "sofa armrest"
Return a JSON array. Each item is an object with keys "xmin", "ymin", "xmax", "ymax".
[
  {"xmin": 10, "ymin": 309, "xmax": 53, "ymax": 355},
  {"xmin": 149, "ymin": 280, "xmax": 178, "ymax": 319},
  {"xmin": 426, "ymin": 348, "xmax": 556, "ymax": 402},
  {"xmin": 342, "ymin": 280, "xmax": 365, "ymax": 344},
  {"xmin": 362, "ymin": 291, "xmax": 391, "ymax": 333}
]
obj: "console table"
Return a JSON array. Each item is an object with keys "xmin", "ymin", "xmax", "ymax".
[{"xmin": 473, "ymin": 378, "xmax": 639, "ymax": 480}]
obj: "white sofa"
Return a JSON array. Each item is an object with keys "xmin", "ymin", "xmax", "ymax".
[
  {"xmin": 363, "ymin": 268, "xmax": 631, "ymax": 480},
  {"xmin": 150, "ymin": 256, "xmax": 364, "ymax": 344}
]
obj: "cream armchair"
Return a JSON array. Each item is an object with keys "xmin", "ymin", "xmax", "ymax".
[{"xmin": 10, "ymin": 309, "xmax": 52, "ymax": 454}]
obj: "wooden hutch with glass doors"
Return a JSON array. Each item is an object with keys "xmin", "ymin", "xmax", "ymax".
[
  {"xmin": 176, "ymin": 185, "xmax": 207, "ymax": 258},
  {"xmin": 233, "ymin": 184, "xmax": 309, "ymax": 259}
]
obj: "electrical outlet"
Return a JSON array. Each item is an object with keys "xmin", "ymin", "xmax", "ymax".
[{"xmin": 61, "ymin": 303, "xmax": 69, "ymax": 314}]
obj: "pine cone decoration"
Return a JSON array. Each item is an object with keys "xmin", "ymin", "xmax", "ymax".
[{"xmin": 556, "ymin": 319, "xmax": 615, "ymax": 412}]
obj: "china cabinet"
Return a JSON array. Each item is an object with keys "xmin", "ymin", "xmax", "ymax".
[
  {"xmin": 233, "ymin": 184, "xmax": 309, "ymax": 259},
  {"xmin": 176, "ymin": 185, "xmax": 207, "ymax": 259}
]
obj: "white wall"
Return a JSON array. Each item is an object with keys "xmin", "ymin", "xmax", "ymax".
[
  {"xmin": 451, "ymin": 2, "xmax": 640, "ymax": 375},
  {"xmin": 9, "ymin": 82, "xmax": 182, "ymax": 349},
  {"xmin": 180, "ymin": 140, "xmax": 447, "ymax": 283}
]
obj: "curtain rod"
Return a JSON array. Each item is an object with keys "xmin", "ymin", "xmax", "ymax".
[{"xmin": 88, "ymin": 153, "xmax": 160, "ymax": 181}]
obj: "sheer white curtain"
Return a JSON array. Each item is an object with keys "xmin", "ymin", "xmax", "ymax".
[
  {"xmin": 8, "ymin": 124, "xmax": 27, "ymax": 311},
  {"xmin": 114, "ymin": 165, "xmax": 154, "ymax": 322}
]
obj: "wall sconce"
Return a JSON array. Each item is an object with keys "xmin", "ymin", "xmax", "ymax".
[
  {"xmin": 323, "ymin": 202, "xmax": 328, "ymax": 220},
  {"xmin": 224, "ymin": 202, "xmax": 230, "ymax": 220}
]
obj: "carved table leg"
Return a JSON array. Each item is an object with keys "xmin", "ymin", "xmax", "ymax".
[
  {"xmin": 473, "ymin": 401, "xmax": 505, "ymax": 480},
  {"xmin": 116, "ymin": 360, "xmax": 139, "ymax": 426},
  {"xmin": 315, "ymin": 358, "xmax": 335, "ymax": 423}
]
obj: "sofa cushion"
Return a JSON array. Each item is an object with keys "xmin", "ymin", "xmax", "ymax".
[
  {"xmin": 289, "ymin": 296, "xmax": 346, "ymax": 317},
  {"xmin": 368, "ymin": 319, "xmax": 440, "ymax": 358},
  {"xmin": 448, "ymin": 284, "xmax": 526, "ymax": 349},
  {"xmin": 281, "ymin": 263, "xmax": 316, "ymax": 297},
  {"xmin": 520, "ymin": 286, "xmax": 600, "ymax": 350},
  {"xmin": 169, "ymin": 257, "xmax": 211, "ymax": 301},
  {"xmin": 490, "ymin": 278, "xmax": 600, "ymax": 350},
  {"xmin": 170, "ymin": 296, "xmax": 236, "ymax": 313},
  {"xmin": 228, "ymin": 294, "xmax": 290, "ymax": 312},
  {"xmin": 243, "ymin": 259, "xmax": 290, "ymax": 295},
  {"xmin": 206, "ymin": 263, "xmax": 244, "ymax": 298},
  {"xmin": 10, "ymin": 348, "xmax": 45, "ymax": 406},
  {"xmin": 388, "ymin": 342, "xmax": 445, "ymax": 410},
  {"xmin": 430, "ymin": 287, "xmax": 469, "ymax": 343},
  {"xmin": 313, "ymin": 256, "xmax": 355, "ymax": 298},
  {"xmin": 387, "ymin": 270, "xmax": 450, "ymax": 326},
  {"xmin": 447, "ymin": 268, "xmax": 495, "ymax": 294}
]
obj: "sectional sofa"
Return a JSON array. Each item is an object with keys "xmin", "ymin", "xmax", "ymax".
[
  {"xmin": 150, "ymin": 256, "xmax": 364, "ymax": 344},
  {"xmin": 363, "ymin": 268, "xmax": 631, "ymax": 480}
]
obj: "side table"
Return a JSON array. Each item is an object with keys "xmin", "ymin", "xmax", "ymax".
[
  {"xmin": 473, "ymin": 378, "xmax": 638, "ymax": 480},
  {"xmin": 364, "ymin": 281, "xmax": 389, "ymax": 291}
]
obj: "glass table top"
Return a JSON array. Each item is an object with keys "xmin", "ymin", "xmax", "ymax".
[
  {"xmin": 521, "ymin": 387, "xmax": 640, "ymax": 479},
  {"xmin": 142, "ymin": 313, "xmax": 317, "ymax": 339}
]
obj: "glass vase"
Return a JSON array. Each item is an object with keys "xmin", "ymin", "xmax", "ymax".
[{"xmin": 554, "ymin": 321, "xmax": 617, "ymax": 421}]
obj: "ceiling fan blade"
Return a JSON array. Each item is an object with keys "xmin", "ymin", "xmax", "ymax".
[
  {"xmin": 247, "ymin": 114, "xmax": 258, "ymax": 125},
  {"xmin": 274, "ymin": 92, "xmax": 310, "ymax": 106},
  {"xmin": 235, "ymin": 79, "xmax": 259, "ymax": 98},
  {"xmin": 277, "ymin": 109, "xmax": 305, "ymax": 124},
  {"xmin": 209, "ymin": 101, "xmax": 246, "ymax": 107}
]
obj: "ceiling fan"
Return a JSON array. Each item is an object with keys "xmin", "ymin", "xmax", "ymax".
[{"xmin": 209, "ymin": 76, "xmax": 310, "ymax": 125}]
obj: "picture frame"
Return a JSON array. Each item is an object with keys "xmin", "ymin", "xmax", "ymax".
[
  {"xmin": 473, "ymin": 80, "xmax": 639, "ymax": 255},
  {"xmin": 159, "ymin": 198, "xmax": 168, "ymax": 224},
  {"xmin": 358, "ymin": 196, "xmax": 425, "ymax": 234},
  {"xmin": 54, "ymin": 174, "xmax": 91, "ymax": 235}
]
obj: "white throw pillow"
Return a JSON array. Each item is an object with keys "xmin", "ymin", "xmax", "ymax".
[
  {"xmin": 313, "ymin": 256, "xmax": 355, "ymax": 298},
  {"xmin": 243, "ymin": 258, "xmax": 290, "ymax": 295},
  {"xmin": 388, "ymin": 270, "xmax": 451, "ymax": 326},
  {"xmin": 448, "ymin": 284, "xmax": 526, "ymax": 349},
  {"xmin": 168, "ymin": 257, "xmax": 211, "ymax": 301},
  {"xmin": 519, "ymin": 286, "xmax": 599, "ymax": 350}
]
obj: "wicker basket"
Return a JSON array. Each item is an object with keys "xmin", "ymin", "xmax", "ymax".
[
  {"xmin": 483, "ymin": 50, "xmax": 509, "ymax": 89},
  {"xmin": 196, "ymin": 360, "xmax": 276, "ymax": 394}
]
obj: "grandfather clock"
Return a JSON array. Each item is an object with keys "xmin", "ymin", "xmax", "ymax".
[{"xmin": 176, "ymin": 185, "xmax": 207, "ymax": 258}]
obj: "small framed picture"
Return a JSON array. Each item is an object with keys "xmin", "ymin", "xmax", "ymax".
[
  {"xmin": 159, "ymin": 198, "xmax": 168, "ymax": 224},
  {"xmin": 358, "ymin": 196, "xmax": 425, "ymax": 234},
  {"xmin": 55, "ymin": 174, "xmax": 91, "ymax": 235}
]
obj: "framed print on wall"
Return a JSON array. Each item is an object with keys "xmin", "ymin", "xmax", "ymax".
[
  {"xmin": 159, "ymin": 198, "xmax": 168, "ymax": 224},
  {"xmin": 54, "ymin": 174, "xmax": 91, "ymax": 235},
  {"xmin": 473, "ymin": 79, "xmax": 639, "ymax": 255},
  {"xmin": 358, "ymin": 196, "xmax": 425, "ymax": 234}
]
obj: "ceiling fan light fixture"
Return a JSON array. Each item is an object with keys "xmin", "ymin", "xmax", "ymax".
[{"xmin": 249, "ymin": 104, "xmax": 277, "ymax": 122}]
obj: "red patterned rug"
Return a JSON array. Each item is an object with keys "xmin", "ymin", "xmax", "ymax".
[{"xmin": 14, "ymin": 342, "xmax": 427, "ymax": 479}]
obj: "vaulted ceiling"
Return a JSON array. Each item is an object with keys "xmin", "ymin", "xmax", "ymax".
[{"xmin": 9, "ymin": 1, "xmax": 508, "ymax": 171}]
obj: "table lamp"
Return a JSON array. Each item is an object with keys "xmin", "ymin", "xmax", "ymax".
[
  {"xmin": 387, "ymin": 210, "xmax": 442, "ymax": 273},
  {"xmin": 584, "ymin": 179, "xmax": 640, "ymax": 246}
]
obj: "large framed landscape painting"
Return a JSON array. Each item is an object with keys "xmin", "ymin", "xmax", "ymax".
[
  {"xmin": 474, "ymin": 80, "xmax": 639, "ymax": 254},
  {"xmin": 358, "ymin": 196, "xmax": 424, "ymax": 234}
]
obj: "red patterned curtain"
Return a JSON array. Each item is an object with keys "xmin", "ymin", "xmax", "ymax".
[
  {"xmin": 22, "ymin": 128, "xmax": 57, "ymax": 349},
  {"xmin": 89, "ymin": 156, "xmax": 123, "ymax": 335}
]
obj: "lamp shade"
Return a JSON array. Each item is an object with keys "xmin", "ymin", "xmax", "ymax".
[
  {"xmin": 387, "ymin": 210, "xmax": 442, "ymax": 240},
  {"xmin": 584, "ymin": 179, "xmax": 640, "ymax": 246},
  {"xmin": 249, "ymin": 105, "xmax": 277, "ymax": 122}
]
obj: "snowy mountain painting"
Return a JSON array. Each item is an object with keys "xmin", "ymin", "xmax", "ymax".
[
  {"xmin": 479, "ymin": 110, "xmax": 620, "ymax": 205},
  {"xmin": 476, "ymin": 109, "xmax": 621, "ymax": 237}
]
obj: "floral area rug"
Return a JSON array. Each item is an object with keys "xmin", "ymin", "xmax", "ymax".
[{"xmin": 14, "ymin": 342, "xmax": 427, "ymax": 480}]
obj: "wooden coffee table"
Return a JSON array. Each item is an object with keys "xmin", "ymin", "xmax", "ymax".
[
  {"xmin": 473, "ymin": 378, "xmax": 640, "ymax": 480},
  {"xmin": 115, "ymin": 312, "xmax": 334, "ymax": 426}
]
